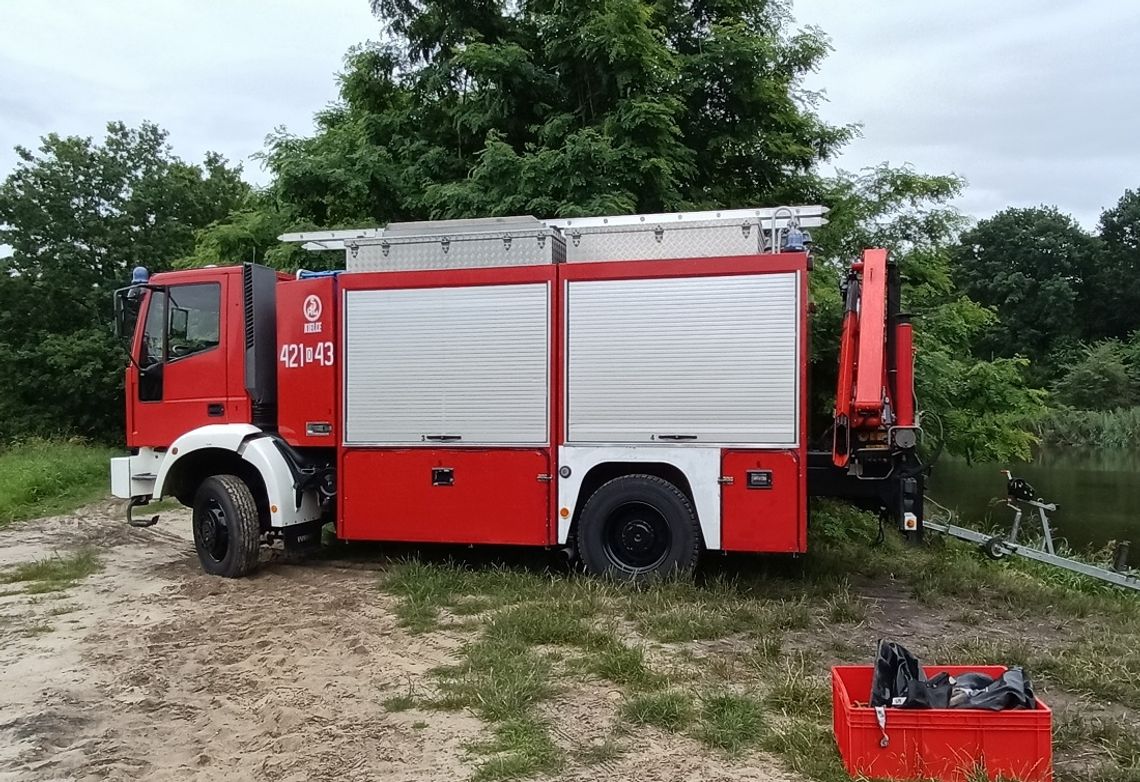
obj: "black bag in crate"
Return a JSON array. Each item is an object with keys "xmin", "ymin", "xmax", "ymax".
[
  {"xmin": 869, "ymin": 639, "xmax": 1037, "ymax": 711},
  {"xmin": 870, "ymin": 639, "xmax": 950, "ymax": 708}
]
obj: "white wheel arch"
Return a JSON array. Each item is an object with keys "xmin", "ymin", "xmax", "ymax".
[{"xmin": 153, "ymin": 424, "xmax": 321, "ymax": 528}]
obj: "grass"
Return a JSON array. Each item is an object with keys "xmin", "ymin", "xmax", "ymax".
[
  {"xmin": 383, "ymin": 694, "xmax": 417, "ymax": 712},
  {"xmin": 620, "ymin": 690, "xmax": 693, "ymax": 731},
  {"xmin": 764, "ymin": 654, "xmax": 830, "ymax": 719},
  {"xmin": 574, "ymin": 737, "xmax": 625, "ymax": 766},
  {"xmin": 0, "ymin": 548, "xmax": 102, "ymax": 593},
  {"xmin": 430, "ymin": 634, "xmax": 561, "ymax": 780},
  {"xmin": 761, "ymin": 717, "xmax": 848, "ymax": 782},
  {"xmin": 0, "ymin": 438, "xmax": 115, "ymax": 527},
  {"xmin": 634, "ymin": 602, "xmax": 740, "ymax": 642},
  {"xmin": 750, "ymin": 634, "xmax": 784, "ymax": 665},
  {"xmin": 621, "ymin": 689, "xmax": 767, "ymax": 754},
  {"xmin": 467, "ymin": 717, "xmax": 563, "ymax": 781},
  {"xmin": 576, "ymin": 635, "xmax": 659, "ymax": 689},
  {"xmin": 821, "ymin": 583, "xmax": 867, "ymax": 624},
  {"xmin": 433, "ymin": 639, "xmax": 556, "ymax": 722},
  {"xmin": 378, "ymin": 499, "xmax": 1140, "ymax": 782},
  {"xmin": 695, "ymin": 692, "xmax": 766, "ymax": 753}
]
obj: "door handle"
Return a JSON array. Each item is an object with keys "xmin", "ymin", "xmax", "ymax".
[
  {"xmin": 207, "ymin": 403, "xmax": 225, "ymax": 417},
  {"xmin": 656, "ymin": 434, "xmax": 697, "ymax": 441},
  {"xmin": 423, "ymin": 434, "xmax": 462, "ymax": 442}
]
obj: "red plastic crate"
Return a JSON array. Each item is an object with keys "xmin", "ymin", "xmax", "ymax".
[{"xmin": 832, "ymin": 665, "xmax": 1052, "ymax": 781}]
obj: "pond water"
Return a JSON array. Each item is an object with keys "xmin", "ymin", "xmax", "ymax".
[{"xmin": 929, "ymin": 450, "xmax": 1140, "ymax": 551}]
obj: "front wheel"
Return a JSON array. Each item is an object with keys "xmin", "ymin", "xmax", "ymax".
[
  {"xmin": 577, "ymin": 474, "xmax": 700, "ymax": 580},
  {"xmin": 192, "ymin": 475, "xmax": 262, "ymax": 578}
]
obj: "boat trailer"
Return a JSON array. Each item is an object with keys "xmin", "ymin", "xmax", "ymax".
[{"xmin": 925, "ymin": 471, "xmax": 1140, "ymax": 593}]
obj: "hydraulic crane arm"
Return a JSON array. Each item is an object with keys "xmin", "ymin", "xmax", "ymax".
[
  {"xmin": 832, "ymin": 248, "xmax": 917, "ymax": 467},
  {"xmin": 853, "ymin": 249, "xmax": 889, "ymax": 421},
  {"xmin": 809, "ymin": 248, "xmax": 925, "ymax": 539}
]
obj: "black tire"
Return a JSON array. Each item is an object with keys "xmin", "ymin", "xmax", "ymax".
[
  {"xmin": 577, "ymin": 474, "xmax": 700, "ymax": 580},
  {"xmin": 192, "ymin": 475, "xmax": 262, "ymax": 578},
  {"xmin": 982, "ymin": 535, "xmax": 1008, "ymax": 561}
]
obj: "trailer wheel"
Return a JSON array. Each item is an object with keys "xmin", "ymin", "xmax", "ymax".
[
  {"xmin": 982, "ymin": 535, "xmax": 1009, "ymax": 561},
  {"xmin": 192, "ymin": 475, "xmax": 262, "ymax": 578},
  {"xmin": 577, "ymin": 474, "xmax": 700, "ymax": 579}
]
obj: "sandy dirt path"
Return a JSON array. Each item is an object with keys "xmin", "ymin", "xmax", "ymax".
[{"xmin": 0, "ymin": 504, "xmax": 794, "ymax": 782}]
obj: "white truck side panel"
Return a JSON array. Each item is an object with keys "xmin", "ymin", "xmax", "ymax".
[
  {"xmin": 344, "ymin": 283, "xmax": 550, "ymax": 445},
  {"xmin": 556, "ymin": 445, "xmax": 722, "ymax": 549},
  {"xmin": 566, "ymin": 273, "xmax": 799, "ymax": 444}
]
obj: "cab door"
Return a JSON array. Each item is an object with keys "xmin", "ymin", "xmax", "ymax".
[{"xmin": 128, "ymin": 278, "xmax": 234, "ymax": 447}]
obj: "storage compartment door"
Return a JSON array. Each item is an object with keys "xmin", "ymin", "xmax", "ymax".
[
  {"xmin": 344, "ymin": 283, "xmax": 549, "ymax": 445},
  {"xmin": 566, "ymin": 273, "xmax": 799, "ymax": 444},
  {"xmin": 720, "ymin": 450, "xmax": 803, "ymax": 553},
  {"xmin": 340, "ymin": 449, "xmax": 550, "ymax": 545}
]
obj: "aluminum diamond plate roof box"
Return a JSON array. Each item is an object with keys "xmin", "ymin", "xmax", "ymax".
[
  {"xmin": 547, "ymin": 206, "xmax": 828, "ymax": 263},
  {"xmin": 347, "ymin": 215, "xmax": 565, "ymax": 272}
]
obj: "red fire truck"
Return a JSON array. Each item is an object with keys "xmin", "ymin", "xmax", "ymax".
[{"xmin": 111, "ymin": 207, "xmax": 924, "ymax": 578}]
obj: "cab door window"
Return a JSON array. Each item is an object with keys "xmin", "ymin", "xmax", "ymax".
[
  {"xmin": 136, "ymin": 283, "xmax": 221, "ymax": 402},
  {"xmin": 166, "ymin": 283, "xmax": 221, "ymax": 360}
]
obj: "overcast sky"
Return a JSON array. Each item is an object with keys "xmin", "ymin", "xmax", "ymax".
[{"xmin": 1, "ymin": 0, "xmax": 1136, "ymax": 228}]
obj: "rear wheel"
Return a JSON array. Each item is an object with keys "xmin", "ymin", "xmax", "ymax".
[
  {"xmin": 192, "ymin": 475, "xmax": 262, "ymax": 578},
  {"xmin": 577, "ymin": 474, "xmax": 700, "ymax": 580}
]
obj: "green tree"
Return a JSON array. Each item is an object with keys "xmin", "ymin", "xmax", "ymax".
[
  {"xmin": 952, "ymin": 207, "xmax": 1099, "ymax": 365},
  {"xmin": 0, "ymin": 122, "xmax": 247, "ymax": 440},
  {"xmin": 180, "ymin": 194, "xmax": 314, "ymax": 270},
  {"xmin": 813, "ymin": 166, "xmax": 1045, "ymax": 463},
  {"xmin": 1084, "ymin": 188, "xmax": 1140, "ymax": 340},
  {"xmin": 248, "ymin": 0, "xmax": 851, "ymax": 231},
  {"xmin": 1052, "ymin": 340, "xmax": 1135, "ymax": 411}
]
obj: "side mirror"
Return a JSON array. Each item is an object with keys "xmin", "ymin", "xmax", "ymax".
[
  {"xmin": 113, "ymin": 287, "xmax": 142, "ymax": 342},
  {"xmin": 112, "ymin": 284, "xmax": 156, "ymax": 370}
]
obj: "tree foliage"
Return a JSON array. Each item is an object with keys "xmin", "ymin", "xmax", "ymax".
[
  {"xmin": 0, "ymin": 0, "xmax": 1107, "ymax": 467},
  {"xmin": 947, "ymin": 192, "xmax": 1140, "ymax": 422},
  {"xmin": 1052, "ymin": 340, "xmax": 1135, "ymax": 411},
  {"xmin": 159, "ymin": 1, "xmax": 1051, "ymax": 463},
  {"xmin": 952, "ymin": 207, "xmax": 1100, "ymax": 366},
  {"xmin": 1085, "ymin": 189, "xmax": 1140, "ymax": 341},
  {"xmin": 251, "ymin": 0, "xmax": 851, "ymax": 233},
  {"xmin": 0, "ymin": 122, "xmax": 246, "ymax": 439}
]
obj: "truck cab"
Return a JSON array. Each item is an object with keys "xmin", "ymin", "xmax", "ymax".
[
  {"xmin": 124, "ymin": 267, "xmax": 249, "ymax": 446},
  {"xmin": 112, "ymin": 263, "xmax": 326, "ymax": 576}
]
